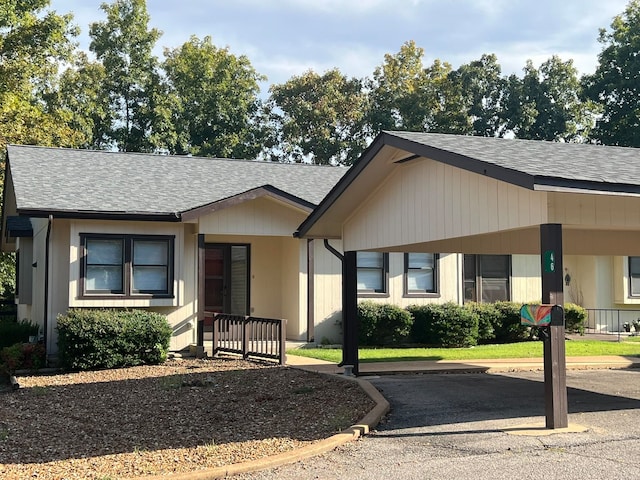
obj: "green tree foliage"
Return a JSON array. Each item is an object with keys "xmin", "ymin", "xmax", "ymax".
[
  {"xmin": 583, "ymin": 0, "xmax": 640, "ymax": 146},
  {"xmin": 89, "ymin": 0, "xmax": 171, "ymax": 152},
  {"xmin": 163, "ymin": 36, "xmax": 265, "ymax": 159},
  {"xmin": 502, "ymin": 56, "xmax": 595, "ymax": 142},
  {"xmin": 266, "ymin": 68, "xmax": 368, "ymax": 165},
  {"xmin": 367, "ymin": 41, "xmax": 470, "ymax": 134},
  {"xmin": 453, "ymin": 54, "xmax": 505, "ymax": 137},
  {"xmin": 0, "ymin": 0, "xmax": 83, "ymax": 152}
]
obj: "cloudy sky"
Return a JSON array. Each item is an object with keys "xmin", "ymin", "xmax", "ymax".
[{"xmin": 49, "ymin": 0, "xmax": 630, "ymax": 94}]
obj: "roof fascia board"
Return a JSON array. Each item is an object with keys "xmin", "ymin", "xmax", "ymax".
[
  {"xmin": 16, "ymin": 209, "xmax": 181, "ymax": 222},
  {"xmin": 181, "ymin": 186, "xmax": 314, "ymax": 222},
  {"xmin": 383, "ymin": 134, "xmax": 535, "ymax": 190},
  {"xmin": 534, "ymin": 177, "xmax": 640, "ymax": 196}
]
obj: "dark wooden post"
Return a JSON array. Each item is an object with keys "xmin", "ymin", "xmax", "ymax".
[
  {"xmin": 540, "ymin": 223, "xmax": 568, "ymax": 429},
  {"xmin": 343, "ymin": 250, "xmax": 359, "ymax": 375},
  {"xmin": 196, "ymin": 234, "xmax": 205, "ymax": 357},
  {"xmin": 279, "ymin": 318, "xmax": 287, "ymax": 366}
]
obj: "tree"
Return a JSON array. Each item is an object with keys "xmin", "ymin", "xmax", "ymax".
[
  {"xmin": 583, "ymin": 0, "xmax": 640, "ymax": 146},
  {"xmin": 266, "ymin": 68, "xmax": 368, "ymax": 165},
  {"xmin": 54, "ymin": 53, "xmax": 114, "ymax": 149},
  {"xmin": 502, "ymin": 56, "xmax": 595, "ymax": 142},
  {"xmin": 453, "ymin": 54, "xmax": 505, "ymax": 137},
  {"xmin": 0, "ymin": 0, "xmax": 82, "ymax": 152},
  {"xmin": 163, "ymin": 36, "xmax": 265, "ymax": 159},
  {"xmin": 89, "ymin": 0, "xmax": 170, "ymax": 152},
  {"xmin": 367, "ymin": 41, "xmax": 470, "ymax": 135}
]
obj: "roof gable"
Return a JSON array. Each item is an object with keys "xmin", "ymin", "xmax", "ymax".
[{"xmin": 297, "ymin": 131, "xmax": 640, "ymax": 239}]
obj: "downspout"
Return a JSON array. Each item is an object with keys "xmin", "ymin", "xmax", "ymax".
[{"xmin": 43, "ymin": 215, "xmax": 53, "ymax": 362}]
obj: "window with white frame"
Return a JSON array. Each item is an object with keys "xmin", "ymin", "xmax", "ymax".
[
  {"xmin": 81, "ymin": 234, "xmax": 174, "ymax": 297},
  {"xmin": 404, "ymin": 253, "xmax": 438, "ymax": 296},
  {"xmin": 356, "ymin": 252, "xmax": 388, "ymax": 294}
]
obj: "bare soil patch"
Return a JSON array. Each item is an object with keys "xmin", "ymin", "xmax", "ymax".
[{"xmin": 0, "ymin": 357, "xmax": 375, "ymax": 479}]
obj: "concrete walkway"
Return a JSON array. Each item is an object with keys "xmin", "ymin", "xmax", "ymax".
[{"xmin": 286, "ymin": 353, "xmax": 640, "ymax": 375}]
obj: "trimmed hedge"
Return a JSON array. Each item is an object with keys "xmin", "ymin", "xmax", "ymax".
[
  {"xmin": 357, "ymin": 301, "xmax": 413, "ymax": 346},
  {"xmin": 0, "ymin": 319, "xmax": 39, "ymax": 349},
  {"xmin": 564, "ymin": 303, "xmax": 587, "ymax": 334},
  {"xmin": 408, "ymin": 303, "xmax": 479, "ymax": 347},
  {"xmin": 490, "ymin": 301, "xmax": 533, "ymax": 343},
  {"xmin": 57, "ymin": 309, "xmax": 172, "ymax": 370}
]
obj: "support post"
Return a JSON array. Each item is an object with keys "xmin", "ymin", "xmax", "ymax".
[
  {"xmin": 540, "ymin": 223, "xmax": 568, "ymax": 429},
  {"xmin": 342, "ymin": 250, "xmax": 359, "ymax": 375},
  {"xmin": 196, "ymin": 234, "xmax": 206, "ymax": 358}
]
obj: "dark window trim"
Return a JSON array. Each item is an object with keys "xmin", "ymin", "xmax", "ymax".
[
  {"xmin": 463, "ymin": 254, "xmax": 512, "ymax": 304},
  {"xmin": 403, "ymin": 253, "xmax": 440, "ymax": 298},
  {"xmin": 628, "ymin": 256, "xmax": 640, "ymax": 298},
  {"xmin": 203, "ymin": 242, "xmax": 251, "ymax": 315},
  {"xmin": 79, "ymin": 233, "xmax": 175, "ymax": 299},
  {"xmin": 357, "ymin": 252, "xmax": 389, "ymax": 298}
]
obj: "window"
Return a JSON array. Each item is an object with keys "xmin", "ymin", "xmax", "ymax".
[
  {"xmin": 81, "ymin": 234, "xmax": 174, "ymax": 297},
  {"xmin": 463, "ymin": 254, "xmax": 510, "ymax": 303},
  {"xmin": 629, "ymin": 257, "xmax": 640, "ymax": 296},
  {"xmin": 357, "ymin": 252, "xmax": 388, "ymax": 295},
  {"xmin": 404, "ymin": 253, "xmax": 438, "ymax": 296}
]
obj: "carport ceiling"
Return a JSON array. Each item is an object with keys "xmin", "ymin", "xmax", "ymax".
[{"xmin": 296, "ymin": 131, "xmax": 640, "ymax": 255}]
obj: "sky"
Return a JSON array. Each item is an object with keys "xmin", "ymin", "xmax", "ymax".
[{"xmin": 48, "ymin": 0, "xmax": 631, "ymax": 95}]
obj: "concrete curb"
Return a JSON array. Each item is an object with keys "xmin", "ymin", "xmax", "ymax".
[{"xmin": 130, "ymin": 375, "xmax": 390, "ymax": 480}]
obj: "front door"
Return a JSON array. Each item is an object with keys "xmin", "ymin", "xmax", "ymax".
[{"xmin": 204, "ymin": 244, "xmax": 250, "ymax": 315}]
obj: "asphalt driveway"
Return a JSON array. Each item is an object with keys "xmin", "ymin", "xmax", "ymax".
[{"xmin": 238, "ymin": 369, "xmax": 640, "ymax": 480}]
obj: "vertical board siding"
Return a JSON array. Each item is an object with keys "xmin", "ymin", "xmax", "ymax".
[
  {"xmin": 198, "ymin": 197, "xmax": 307, "ymax": 236},
  {"xmin": 549, "ymin": 192, "xmax": 640, "ymax": 228},
  {"xmin": 343, "ymin": 159, "xmax": 548, "ymax": 252}
]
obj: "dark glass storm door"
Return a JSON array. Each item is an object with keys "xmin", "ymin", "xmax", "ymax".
[{"xmin": 204, "ymin": 244, "xmax": 249, "ymax": 315}]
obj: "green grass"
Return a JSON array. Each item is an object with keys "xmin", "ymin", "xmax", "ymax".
[{"xmin": 287, "ymin": 339, "xmax": 640, "ymax": 363}]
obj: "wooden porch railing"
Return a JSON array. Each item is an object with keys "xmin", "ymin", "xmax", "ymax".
[{"xmin": 197, "ymin": 312, "xmax": 286, "ymax": 365}]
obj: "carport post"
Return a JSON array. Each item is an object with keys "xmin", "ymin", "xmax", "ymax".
[
  {"xmin": 540, "ymin": 223, "xmax": 568, "ymax": 429},
  {"xmin": 342, "ymin": 250, "xmax": 359, "ymax": 375}
]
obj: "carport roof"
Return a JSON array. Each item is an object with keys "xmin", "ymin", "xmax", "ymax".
[{"xmin": 296, "ymin": 131, "xmax": 640, "ymax": 238}]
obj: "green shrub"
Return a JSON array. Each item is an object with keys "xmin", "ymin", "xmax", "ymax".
[
  {"xmin": 0, "ymin": 319, "xmax": 39, "ymax": 349},
  {"xmin": 491, "ymin": 301, "xmax": 532, "ymax": 343},
  {"xmin": 0, "ymin": 342, "xmax": 45, "ymax": 374},
  {"xmin": 408, "ymin": 303, "xmax": 479, "ymax": 347},
  {"xmin": 357, "ymin": 301, "xmax": 413, "ymax": 346},
  {"xmin": 57, "ymin": 309, "xmax": 172, "ymax": 371},
  {"xmin": 465, "ymin": 302, "xmax": 497, "ymax": 343},
  {"xmin": 564, "ymin": 303, "xmax": 586, "ymax": 334}
]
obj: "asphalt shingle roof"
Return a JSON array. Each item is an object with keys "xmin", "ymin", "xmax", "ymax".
[
  {"xmin": 388, "ymin": 131, "xmax": 640, "ymax": 187},
  {"xmin": 7, "ymin": 145, "xmax": 348, "ymax": 217}
]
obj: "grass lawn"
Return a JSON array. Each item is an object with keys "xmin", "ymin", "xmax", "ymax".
[{"xmin": 287, "ymin": 337, "xmax": 640, "ymax": 363}]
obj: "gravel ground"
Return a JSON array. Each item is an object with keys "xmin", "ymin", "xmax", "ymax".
[{"xmin": 0, "ymin": 357, "xmax": 375, "ymax": 479}]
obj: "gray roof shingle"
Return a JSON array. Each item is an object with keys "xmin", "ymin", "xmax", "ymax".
[
  {"xmin": 7, "ymin": 145, "xmax": 348, "ymax": 217},
  {"xmin": 388, "ymin": 131, "xmax": 640, "ymax": 187}
]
